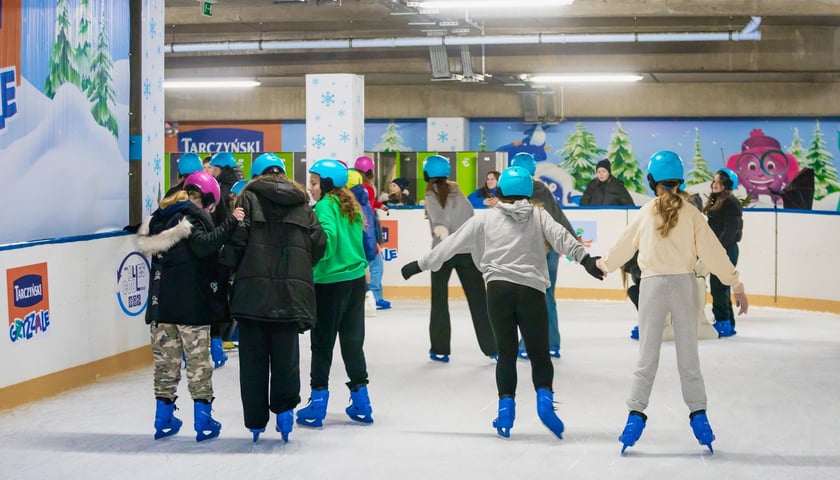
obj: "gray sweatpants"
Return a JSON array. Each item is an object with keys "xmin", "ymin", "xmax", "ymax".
[{"xmin": 627, "ymin": 274, "xmax": 707, "ymax": 413}]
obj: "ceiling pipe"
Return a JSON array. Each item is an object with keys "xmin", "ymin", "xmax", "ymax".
[{"xmin": 165, "ymin": 16, "xmax": 761, "ymax": 54}]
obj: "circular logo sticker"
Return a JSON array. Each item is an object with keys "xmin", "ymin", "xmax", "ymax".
[{"xmin": 116, "ymin": 251, "xmax": 150, "ymax": 317}]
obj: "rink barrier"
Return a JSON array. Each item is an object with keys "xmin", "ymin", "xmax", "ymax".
[{"xmin": 1, "ymin": 206, "xmax": 838, "ymax": 408}]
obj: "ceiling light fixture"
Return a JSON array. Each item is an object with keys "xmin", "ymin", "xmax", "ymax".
[
  {"xmin": 528, "ymin": 74, "xmax": 643, "ymax": 83},
  {"xmin": 164, "ymin": 80, "xmax": 261, "ymax": 89},
  {"xmin": 408, "ymin": 0, "xmax": 573, "ymax": 9}
]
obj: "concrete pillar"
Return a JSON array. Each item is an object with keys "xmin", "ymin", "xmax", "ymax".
[
  {"xmin": 427, "ymin": 117, "xmax": 469, "ymax": 151},
  {"xmin": 305, "ymin": 74, "xmax": 364, "ymax": 173},
  {"xmin": 138, "ymin": 0, "xmax": 165, "ymax": 218}
]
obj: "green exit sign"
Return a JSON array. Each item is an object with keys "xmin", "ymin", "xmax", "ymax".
[{"xmin": 202, "ymin": 1, "xmax": 213, "ymax": 17}]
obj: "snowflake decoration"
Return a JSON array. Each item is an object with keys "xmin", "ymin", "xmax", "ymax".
[
  {"xmin": 339, "ymin": 132, "xmax": 350, "ymax": 143},
  {"xmin": 156, "ymin": 45, "xmax": 161, "ymax": 55},
  {"xmin": 143, "ymin": 79, "xmax": 151, "ymax": 99},
  {"xmin": 312, "ymin": 78, "xmax": 320, "ymax": 86},
  {"xmin": 321, "ymin": 92, "xmax": 335, "ymax": 107},
  {"xmin": 149, "ymin": 19, "xmax": 157, "ymax": 38},
  {"xmin": 145, "ymin": 195, "xmax": 153, "ymax": 213},
  {"xmin": 437, "ymin": 131, "xmax": 449, "ymax": 143},
  {"xmin": 312, "ymin": 134, "xmax": 326, "ymax": 149},
  {"xmin": 146, "ymin": 134, "xmax": 151, "ymax": 144},
  {"xmin": 152, "ymin": 104, "xmax": 157, "ymax": 113},
  {"xmin": 354, "ymin": 137, "xmax": 359, "ymax": 147},
  {"xmin": 157, "ymin": 78, "xmax": 163, "ymax": 91},
  {"xmin": 330, "ymin": 152, "xmax": 337, "ymax": 158},
  {"xmin": 314, "ymin": 115, "xmax": 321, "ymax": 122},
  {"xmin": 338, "ymin": 109, "xmax": 345, "ymax": 117}
]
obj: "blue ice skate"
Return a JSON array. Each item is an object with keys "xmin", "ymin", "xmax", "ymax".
[
  {"xmin": 492, "ymin": 397, "xmax": 515, "ymax": 438},
  {"xmin": 713, "ymin": 320, "xmax": 736, "ymax": 338},
  {"xmin": 630, "ymin": 325, "xmax": 639, "ymax": 340},
  {"xmin": 210, "ymin": 337, "xmax": 228, "ymax": 368},
  {"xmin": 619, "ymin": 411, "xmax": 647, "ymax": 453},
  {"xmin": 276, "ymin": 410, "xmax": 294, "ymax": 441},
  {"xmin": 690, "ymin": 410, "xmax": 716, "ymax": 453},
  {"xmin": 153, "ymin": 398, "xmax": 182, "ymax": 439},
  {"xmin": 297, "ymin": 389, "xmax": 329, "ymax": 427},
  {"xmin": 429, "ymin": 351, "xmax": 450, "ymax": 363},
  {"xmin": 346, "ymin": 386, "xmax": 374, "ymax": 424},
  {"xmin": 536, "ymin": 388, "xmax": 564, "ymax": 439},
  {"xmin": 194, "ymin": 400, "xmax": 222, "ymax": 442},
  {"xmin": 250, "ymin": 428, "xmax": 264, "ymax": 443}
]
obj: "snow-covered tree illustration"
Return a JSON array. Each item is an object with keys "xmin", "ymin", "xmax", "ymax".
[
  {"xmin": 75, "ymin": 0, "xmax": 95, "ymax": 91},
  {"xmin": 45, "ymin": 0, "xmax": 82, "ymax": 98},
  {"xmin": 557, "ymin": 123, "xmax": 604, "ymax": 192},
  {"xmin": 605, "ymin": 121, "xmax": 645, "ymax": 193},
  {"xmin": 478, "ymin": 125, "xmax": 487, "ymax": 151},
  {"xmin": 373, "ymin": 120, "xmax": 408, "ymax": 152},
  {"xmin": 87, "ymin": 13, "xmax": 119, "ymax": 137},
  {"xmin": 787, "ymin": 127, "xmax": 808, "ymax": 169},
  {"xmin": 686, "ymin": 127, "xmax": 714, "ymax": 186},
  {"xmin": 805, "ymin": 120, "xmax": 840, "ymax": 200}
]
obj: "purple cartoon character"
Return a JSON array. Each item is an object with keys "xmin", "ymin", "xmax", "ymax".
[{"xmin": 726, "ymin": 129, "xmax": 800, "ymax": 205}]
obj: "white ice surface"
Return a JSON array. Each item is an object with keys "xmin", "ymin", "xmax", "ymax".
[{"xmin": 2, "ymin": 299, "xmax": 839, "ymax": 480}]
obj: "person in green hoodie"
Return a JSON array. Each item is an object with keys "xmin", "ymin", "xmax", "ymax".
[{"xmin": 297, "ymin": 158, "xmax": 374, "ymax": 427}]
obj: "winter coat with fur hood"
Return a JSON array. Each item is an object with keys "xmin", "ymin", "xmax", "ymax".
[{"xmin": 137, "ymin": 201, "xmax": 238, "ymax": 326}]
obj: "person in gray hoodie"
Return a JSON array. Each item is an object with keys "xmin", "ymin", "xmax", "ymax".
[
  {"xmin": 401, "ymin": 166, "xmax": 605, "ymax": 439},
  {"xmin": 420, "ymin": 155, "xmax": 497, "ymax": 363}
]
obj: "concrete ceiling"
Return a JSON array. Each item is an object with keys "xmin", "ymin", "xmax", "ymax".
[{"xmin": 163, "ymin": 0, "xmax": 840, "ymax": 91}]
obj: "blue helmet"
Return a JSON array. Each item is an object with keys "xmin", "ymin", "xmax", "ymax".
[
  {"xmin": 251, "ymin": 153, "xmax": 286, "ymax": 178},
  {"xmin": 177, "ymin": 153, "xmax": 203, "ymax": 176},
  {"xmin": 423, "ymin": 155, "xmax": 450, "ymax": 179},
  {"xmin": 510, "ymin": 152, "xmax": 537, "ymax": 176},
  {"xmin": 231, "ymin": 179, "xmax": 248, "ymax": 196},
  {"xmin": 209, "ymin": 151, "xmax": 236, "ymax": 168},
  {"xmin": 498, "ymin": 166, "xmax": 534, "ymax": 198},
  {"xmin": 647, "ymin": 150, "xmax": 684, "ymax": 191},
  {"xmin": 310, "ymin": 159, "xmax": 348, "ymax": 189},
  {"xmin": 718, "ymin": 167, "xmax": 739, "ymax": 190}
]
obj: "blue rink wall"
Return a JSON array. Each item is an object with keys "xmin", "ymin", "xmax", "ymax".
[{"xmin": 1, "ymin": 208, "xmax": 838, "ymax": 409}]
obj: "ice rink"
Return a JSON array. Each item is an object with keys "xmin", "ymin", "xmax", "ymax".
[{"xmin": 2, "ymin": 299, "xmax": 839, "ymax": 480}]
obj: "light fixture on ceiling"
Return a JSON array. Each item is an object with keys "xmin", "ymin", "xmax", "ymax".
[
  {"xmin": 164, "ymin": 80, "xmax": 261, "ymax": 89},
  {"xmin": 408, "ymin": 0, "xmax": 573, "ymax": 8},
  {"xmin": 527, "ymin": 74, "xmax": 643, "ymax": 83}
]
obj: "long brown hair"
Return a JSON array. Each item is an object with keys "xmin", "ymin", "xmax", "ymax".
[
  {"xmin": 426, "ymin": 178, "xmax": 455, "ymax": 208},
  {"xmin": 325, "ymin": 187, "xmax": 362, "ymax": 224},
  {"xmin": 159, "ymin": 190, "xmax": 191, "ymax": 209},
  {"xmin": 653, "ymin": 180, "xmax": 684, "ymax": 237}
]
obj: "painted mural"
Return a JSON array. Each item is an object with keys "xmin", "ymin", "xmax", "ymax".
[{"xmin": 1, "ymin": 0, "xmax": 130, "ymax": 244}]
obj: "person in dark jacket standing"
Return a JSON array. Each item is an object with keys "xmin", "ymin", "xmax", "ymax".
[
  {"xmin": 137, "ymin": 171, "xmax": 244, "ymax": 442},
  {"xmin": 510, "ymin": 153, "xmax": 577, "ymax": 359},
  {"xmin": 704, "ymin": 167, "xmax": 744, "ymax": 337},
  {"xmin": 220, "ymin": 153, "xmax": 326, "ymax": 443},
  {"xmin": 164, "ymin": 153, "xmax": 203, "ymax": 197},
  {"xmin": 297, "ymin": 159, "xmax": 374, "ymax": 427},
  {"xmin": 421, "ymin": 155, "xmax": 498, "ymax": 362},
  {"xmin": 579, "ymin": 159, "xmax": 634, "ymax": 207}
]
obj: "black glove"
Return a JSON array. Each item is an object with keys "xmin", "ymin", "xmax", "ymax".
[
  {"xmin": 581, "ymin": 254, "xmax": 605, "ymax": 281},
  {"xmin": 401, "ymin": 261, "xmax": 422, "ymax": 280}
]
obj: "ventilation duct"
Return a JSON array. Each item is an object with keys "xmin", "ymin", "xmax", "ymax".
[
  {"xmin": 429, "ymin": 45, "xmax": 451, "ymax": 78},
  {"xmin": 460, "ymin": 45, "xmax": 473, "ymax": 78}
]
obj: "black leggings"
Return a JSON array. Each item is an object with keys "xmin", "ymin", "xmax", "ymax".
[
  {"xmin": 487, "ymin": 280, "xmax": 553, "ymax": 398},
  {"xmin": 430, "ymin": 253, "xmax": 497, "ymax": 356}
]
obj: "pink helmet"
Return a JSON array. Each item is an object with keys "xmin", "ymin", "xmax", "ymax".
[
  {"xmin": 184, "ymin": 171, "xmax": 221, "ymax": 206},
  {"xmin": 354, "ymin": 156, "xmax": 375, "ymax": 173}
]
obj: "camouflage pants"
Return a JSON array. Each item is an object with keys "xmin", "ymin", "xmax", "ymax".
[{"xmin": 150, "ymin": 323, "xmax": 214, "ymax": 401}]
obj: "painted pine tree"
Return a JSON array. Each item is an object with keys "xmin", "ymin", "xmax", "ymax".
[
  {"xmin": 478, "ymin": 125, "xmax": 487, "ymax": 151},
  {"xmin": 45, "ymin": 0, "xmax": 82, "ymax": 98},
  {"xmin": 557, "ymin": 123, "xmax": 604, "ymax": 192},
  {"xmin": 87, "ymin": 14, "xmax": 119, "ymax": 137},
  {"xmin": 373, "ymin": 120, "xmax": 408, "ymax": 152},
  {"xmin": 75, "ymin": 0, "xmax": 94, "ymax": 91},
  {"xmin": 686, "ymin": 127, "xmax": 714, "ymax": 185},
  {"xmin": 605, "ymin": 121, "xmax": 645, "ymax": 193},
  {"xmin": 787, "ymin": 127, "xmax": 808, "ymax": 169},
  {"xmin": 805, "ymin": 120, "xmax": 840, "ymax": 200}
]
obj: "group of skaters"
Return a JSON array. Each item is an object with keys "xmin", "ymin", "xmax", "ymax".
[{"xmin": 137, "ymin": 148, "xmax": 749, "ymax": 454}]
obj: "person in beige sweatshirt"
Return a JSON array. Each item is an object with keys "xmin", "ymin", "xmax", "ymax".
[{"xmin": 595, "ymin": 151, "xmax": 749, "ymax": 454}]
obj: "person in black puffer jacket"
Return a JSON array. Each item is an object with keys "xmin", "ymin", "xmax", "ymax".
[
  {"xmin": 704, "ymin": 168, "xmax": 744, "ymax": 337},
  {"xmin": 579, "ymin": 159, "xmax": 635, "ymax": 207},
  {"xmin": 219, "ymin": 153, "xmax": 326, "ymax": 443},
  {"xmin": 137, "ymin": 172, "xmax": 244, "ymax": 442}
]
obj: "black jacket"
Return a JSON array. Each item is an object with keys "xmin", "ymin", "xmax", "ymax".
[
  {"xmin": 580, "ymin": 177, "xmax": 634, "ymax": 207},
  {"xmin": 220, "ymin": 177, "xmax": 326, "ymax": 332},
  {"xmin": 137, "ymin": 201, "xmax": 237, "ymax": 326},
  {"xmin": 532, "ymin": 181, "xmax": 576, "ymax": 236},
  {"xmin": 706, "ymin": 193, "xmax": 743, "ymax": 247}
]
